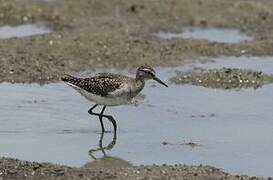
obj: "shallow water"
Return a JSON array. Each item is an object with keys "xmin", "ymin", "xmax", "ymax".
[
  {"xmin": 1, "ymin": 59, "xmax": 273, "ymax": 176},
  {"xmin": 0, "ymin": 24, "xmax": 52, "ymax": 39},
  {"xmin": 191, "ymin": 56, "xmax": 273, "ymax": 74},
  {"xmin": 155, "ymin": 28, "xmax": 252, "ymax": 43}
]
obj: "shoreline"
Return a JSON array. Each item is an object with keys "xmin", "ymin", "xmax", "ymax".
[{"xmin": 0, "ymin": 157, "xmax": 265, "ymax": 180}]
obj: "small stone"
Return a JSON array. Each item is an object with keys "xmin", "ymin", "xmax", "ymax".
[
  {"xmin": 162, "ymin": 141, "xmax": 168, "ymax": 145},
  {"xmin": 23, "ymin": 16, "xmax": 28, "ymax": 21},
  {"xmin": 241, "ymin": 50, "xmax": 246, "ymax": 54},
  {"xmin": 146, "ymin": 168, "xmax": 152, "ymax": 171}
]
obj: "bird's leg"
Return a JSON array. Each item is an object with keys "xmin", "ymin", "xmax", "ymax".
[
  {"xmin": 98, "ymin": 106, "xmax": 106, "ymax": 133},
  {"xmin": 88, "ymin": 104, "xmax": 98, "ymax": 114},
  {"xmin": 88, "ymin": 104, "xmax": 117, "ymax": 133},
  {"xmin": 98, "ymin": 106, "xmax": 117, "ymax": 134},
  {"xmin": 88, "ymin": 104, "xmax": 105, "ymax": 132},
  {"xmin": 103, "ymin": 114, "xmax": 117, "ymax": 134}
]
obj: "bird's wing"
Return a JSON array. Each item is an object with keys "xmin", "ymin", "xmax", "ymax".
[{"xmin": 77, "ymin": 74, "xmax": 126, "ymax": 96}]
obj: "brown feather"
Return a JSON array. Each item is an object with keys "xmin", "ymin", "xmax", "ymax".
[{"xmin": 61, "ymin": 73, "xmax": 127, "ymax": 96}]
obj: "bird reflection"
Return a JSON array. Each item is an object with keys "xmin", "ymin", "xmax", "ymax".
[
  {"xmin": 84, "ymin": 114, "xmax": 133, "ymax": 168},
  {"xmin": 88, "ymin": 124, "xmax": 117, "ymax": 160},
  {"xmin": 85, "ymin": 129, "xmax": 132, "ymax": 168}
]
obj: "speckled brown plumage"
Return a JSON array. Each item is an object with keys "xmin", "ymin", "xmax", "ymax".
[
  {"xmin": 62, "ymin": 66, "xmax": 167, "ymax": 132},
  {"xmin": 61, "ymin": 73, "xmax": 129, "ymax": 96}
]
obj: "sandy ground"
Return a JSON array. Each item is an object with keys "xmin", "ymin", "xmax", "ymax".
[{"xmin": 1, "ymin": 0, "xmax": 273, "ymax": 179}]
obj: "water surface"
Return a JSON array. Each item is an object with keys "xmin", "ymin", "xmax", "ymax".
[
  {"xmin": 1, "ymin": 60, "xmax": 273, "ymax": 176},
  {"xmin": 0, "ymin": 24, "xmax": 52, "ymax": 39},
  {"xmin": 155, "ymin": 28, "xmax": 252, "ymax": 43},
  {"xmin": 192, "ymin": 56, "xmax": 273, "ymax": 74}
]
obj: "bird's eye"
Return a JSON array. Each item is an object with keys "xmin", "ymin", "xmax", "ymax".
[{"xmin": 147, "ymin": 71, "xmax": 154, "ymax": 77}]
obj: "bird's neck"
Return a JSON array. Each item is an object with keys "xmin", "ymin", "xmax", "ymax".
[
  {"xmin": 130, "ymin": 78, "xmax": 145, "ymax": 97},
  {"xmin": 135, "ymin": 76, "xmax": 145, "ymax": 85},
  {"xmin": 135, "ymin": 78, "xmax": 145, "ymax": 84},
  {"xmin": 135, "ymin": 74, "xmax": 145, "ymax": 81}
]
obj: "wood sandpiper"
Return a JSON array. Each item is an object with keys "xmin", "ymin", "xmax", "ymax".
[{"xmin": 61, "ymin": 66, "xmax": 168, "ymax": 133}]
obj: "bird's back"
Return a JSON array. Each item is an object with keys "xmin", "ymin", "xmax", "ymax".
[{"xmin": 61, "ymin": 73, "xmax": 130, "ymax": 96}]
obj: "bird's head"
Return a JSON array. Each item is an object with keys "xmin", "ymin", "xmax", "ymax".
[{"xmin": 136, "ymin": 66, "xmax": 168, "ymax": 87}]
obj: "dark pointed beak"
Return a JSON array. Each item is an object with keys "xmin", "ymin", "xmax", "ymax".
[{"xmin": 153, "ymin": 76, "xmax": 168, "ymax": 87}]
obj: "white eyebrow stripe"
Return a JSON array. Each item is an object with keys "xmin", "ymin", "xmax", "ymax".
[{"xmin": 141, "ymin": 68, "xmax": 154, "ymax": 73}]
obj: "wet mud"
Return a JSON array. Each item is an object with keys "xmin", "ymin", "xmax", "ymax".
[
  {"xmin": 2, "ymin": 0, "xmax": 273, "ymax": 83},
  {"xmin": 170, "ymin": 68, "xmax": 273, "ymax": 89},
  {"xmin": 0, "ymin": 157, "xmax": 263, "ymax": 180}
]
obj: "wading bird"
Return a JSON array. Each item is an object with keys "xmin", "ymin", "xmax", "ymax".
[{"xmin": 62, "ymin": 66, "xmax": 168, "ymax": 133}]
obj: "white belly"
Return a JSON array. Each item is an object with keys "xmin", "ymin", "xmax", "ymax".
[
  {"xmin": 80, "ymin": 89, "xmax": 129, "ymax": 106},
  {"xmin": 67, "ymin": 82, "xmax": 130, "ymax": 106}
]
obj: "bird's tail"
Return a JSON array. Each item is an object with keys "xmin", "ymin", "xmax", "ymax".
[{"xmin": 60, "ymin": 74, "xmax": 82, "ymax": 86}]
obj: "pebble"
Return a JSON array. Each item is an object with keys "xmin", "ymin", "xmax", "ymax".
[
  {"xmin": 49, "ymin": 40, "xmax": 54, "ymax": 45},
  {"xmin": 22, "ymin": 16, "xmax": 28, "ymax": 21}
]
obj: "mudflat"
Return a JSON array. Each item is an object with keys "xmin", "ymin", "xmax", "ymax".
[
  {"xmin": 0, "ymin": 157, "xmax": 263, "ymax": 180},
  {"xmin": 1, "ymin": 0, "xmax": 273, "ymax": 83}
]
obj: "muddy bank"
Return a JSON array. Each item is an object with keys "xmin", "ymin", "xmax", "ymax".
[
  {"xmin": 0, "ymin": 157, "xmax": 264, "ymax": 180},
  {"xmin": 170, "ymin": 68, "xmax": 273, "ymax": 89},
  {"xmin": 1, "ymin": 0, "xmax": 273, "ymax": 82}
]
